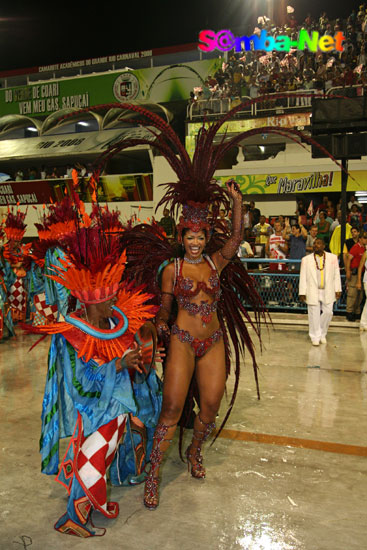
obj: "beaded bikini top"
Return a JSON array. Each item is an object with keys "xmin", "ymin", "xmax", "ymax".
[
  {"xmin": 173, "ymin": 256, "xmax": 221, "ymax": 326},
  {"xmin": 174, "ymin": 256, "xmax": 220, "ymax": 299}
]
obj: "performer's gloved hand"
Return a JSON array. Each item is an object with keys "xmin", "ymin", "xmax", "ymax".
[
  {"xmin": 116, "ymin": 343, "xmax": 146, "ymax": 374},
  {"xmin": 225, "ymin": 179, "xmax": 242, "ymax": 201}
]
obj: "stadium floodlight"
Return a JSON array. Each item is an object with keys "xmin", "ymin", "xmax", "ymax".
[{"xmin": 77, "ymin": 121, "xmax": 89, "ymax": 127}]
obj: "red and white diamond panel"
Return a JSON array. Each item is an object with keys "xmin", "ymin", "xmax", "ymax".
[
  {"xmin": 34, "ymin": 292, "xmax": 58, "ymax": 323},
  {"xmin": 8, "ymin": 278, "xmax": 26, "ymax": 319},
  {"xmin": 77, "ymin": 414, "xmax": 127, "ymax": 515}
]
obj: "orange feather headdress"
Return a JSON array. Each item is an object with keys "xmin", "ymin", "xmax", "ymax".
[
  {"xmin": 47, "ymin": 226, "xmax": 125, "ymax": 305},
  {"xmin": 24, "ymin": 225, "xmax": 157, "ymax": 362}
]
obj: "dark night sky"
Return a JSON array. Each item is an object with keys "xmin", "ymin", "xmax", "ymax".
[{"xmin": 0, "ymin": 0, "xmax": 361, "ymax": 71}]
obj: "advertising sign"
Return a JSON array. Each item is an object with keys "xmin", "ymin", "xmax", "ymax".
[
  {"xmin": 215, "ymin": 171, "xmax": 367, "ymax": 195},
  {"xmin": 0, "ymin": 173, "xmax": 153, "ymax": 206},
  {"xmin": 0, "ymin": 58, "xmax": 222, "ymax": 118},
  {"xmin": 0, "ymin": 180, "xmax": 59, "ymax": 205},
  {"xmin": 0, "ymin": 128, "xmax": 153, "ymax": 160}
]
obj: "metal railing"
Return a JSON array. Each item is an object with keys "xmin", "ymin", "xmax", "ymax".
[
  {"xmin": 187, "ymin": 97, "xmax": 233, "ymax": 119},
  {"xmin": 326, "ymin": 85, "xmax": 365, "ymax": 98},
  {"xmin": 242, "ymin": 258, "xmax": 346, "ymax": 313},
  {"xmin": 187, "ymin": 89, "xmax": 321, "ymax": 120}
]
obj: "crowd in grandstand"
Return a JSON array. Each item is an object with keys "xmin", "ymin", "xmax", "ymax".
[
  {"xmin": 190, "ymin": 5, "xmax": 367, "ymax": 109},
  {"xmin": 10, "ymin": 163, "xmax": 89, "ymax": 181}
]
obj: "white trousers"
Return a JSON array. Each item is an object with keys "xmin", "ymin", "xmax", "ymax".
[
  {"xmin": 307, "ymin": 289, "xmax": 334, "ymax": 341},
  {"xmin": 360, "ymin": 282, "xmax": 367, "ymax": 328}
]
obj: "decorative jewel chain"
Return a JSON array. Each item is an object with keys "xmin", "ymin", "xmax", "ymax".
[
  {"xmin": 184, "ymin": 255, "xmax": 204, "ymax": 264},
  {"xmin": 314, "ymin": 252, "xmax": 326, "ymax": 270}
]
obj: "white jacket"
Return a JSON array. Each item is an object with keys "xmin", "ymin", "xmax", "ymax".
[{"xmin": 299, "ymin": 252, "xmax": 342, "ymax": 305}]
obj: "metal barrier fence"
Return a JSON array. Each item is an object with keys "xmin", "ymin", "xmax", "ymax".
[
  {"xmin": 187, "ymin": 86, "xmax": 366, "ymax": 120},
  {"xmin": 187, "ymin": 89, "xmax": 321, "ymax": 120},
  {"xmin": 242, "ymin": 258, "xmax": 347, "ymax": 313}
]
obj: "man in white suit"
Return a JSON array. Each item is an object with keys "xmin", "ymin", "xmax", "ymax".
[{"xmin": 299, "ymin": 238, "xmax": 342, "ymax": 345}]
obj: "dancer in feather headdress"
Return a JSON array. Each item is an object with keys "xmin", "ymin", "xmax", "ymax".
[
  {"xmin": 91, "ymin": 104, "xmax": 265, "ymax": 510},
  {"xmin": 0, "ymin": 223, "xmax": 13, "ymax": 340},
  {"xmin": 0, "ymin": 207, "xmax": 31, "ymax": 328},
  {"xmin": 25, "ymin": 210, "xmax": 161, "ymax": 536}
]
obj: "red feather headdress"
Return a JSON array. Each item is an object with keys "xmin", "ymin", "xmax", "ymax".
[
  {"xmin": 90, "ymin": 203, "xmax": 125, "ymax": 234},
  {"xmin": 3, "ymin": 206, "xmax": 27, "ymax": 242}
]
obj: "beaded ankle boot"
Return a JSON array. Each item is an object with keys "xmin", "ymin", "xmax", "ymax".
[
  {"xmin": 185, "ymin": 414, "xmax": 216, "ymax": 479},
  {"xmin": 144, "ymin": 422, "xmax": 176, "ymax": 509}
]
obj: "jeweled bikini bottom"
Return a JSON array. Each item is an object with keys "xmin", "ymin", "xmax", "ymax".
[{"xmin": 171, "ymin": 324, "xmax": 223, "ymax": 357}]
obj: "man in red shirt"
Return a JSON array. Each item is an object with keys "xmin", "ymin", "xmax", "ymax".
[
  {"xmin": 266, "ymin": 219, "xmax": 288, "ymax": 271},
  {"xmin": 346, "ymin": 231, "xmax": 367, "ymax": 321}
]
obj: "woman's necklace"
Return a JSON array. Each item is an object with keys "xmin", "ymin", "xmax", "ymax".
[
  {"xmin": 184, "ymin": 255, "xmax": 204, "ymax": 264},
  {"xmin": 314, "ymin": 252, "xmax": 326, "ymax": 270}
]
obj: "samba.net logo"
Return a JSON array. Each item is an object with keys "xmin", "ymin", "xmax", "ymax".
[{"xmin": 198, "ymin": 29, "xmax": 345, "ymax": 53}]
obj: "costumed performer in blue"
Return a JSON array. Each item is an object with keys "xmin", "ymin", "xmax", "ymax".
[
  {"xmin": 0, "ymin": 224, "xmax": 14, "ymax": 341},
  {"xmin": 0, "ymin": 207, "xmax": 31, "ymax": 336},
  {"xmin": 26, "ymin": 221, "xmax": 162, "ymax": 537}
]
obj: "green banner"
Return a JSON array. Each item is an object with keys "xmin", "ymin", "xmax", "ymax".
[
  {"xmin": 0, "ymin": 59, "xmax": 221, "ymax": 118},
  {"xmin": 215, "ymin": 171, "xmax": 367, "ymax": 195}
]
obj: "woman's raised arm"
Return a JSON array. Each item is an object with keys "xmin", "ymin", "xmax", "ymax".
[{"xmin": 212, "ymin": 181, "xmax": 243, "ymax": 272}]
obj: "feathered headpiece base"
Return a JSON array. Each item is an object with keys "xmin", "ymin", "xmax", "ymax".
[{"xmin": 177, "ymin": 201, "xmax": 211, "ymax": 239}]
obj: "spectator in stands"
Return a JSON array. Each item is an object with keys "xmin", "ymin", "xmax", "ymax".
[
  {"xmin": 278, "ymin": 215, "xmax": 285, "ymax": 228},
  {"xmin": 28, "ymin": 167, "xmax": 37, "ymax": 180},
  {"xmin": 325, "ymin": 209, "xmax": 334, "ymax": 226},
  {"xmin": 158, "ymin": 208, "xmax": 176, "ymax": 239},
  {"xmin": 316, "ymin": 196, "xmax": 329, "ymax": 214},
  {"xmin": 327, "ymin": 200, "xmax": 335, "ymax": 218},
  {"xmin": 343, "ymin": 226, "xmax": 360, "ymax": 266},
  {"xmin": 348, "ymin": 194, "xmax": 362, "ymax": 210},
  {"xmin": 296, "ymin": 199, "xmax": 307, "ymax": 226},
  {"xmin": 15, "ymin": 169, "xmax": 24, "ymax": 181},
  {"xmin": 249, "ymin": 77, "xmax": 259, "ymax": 98},
  {"xmin": 316, "ymin": 210, "xmax": 331, "ymax": 244},
  {"xmin": 253, "ymin": 215, "xmax": 272, "ymax": 246},
  {"xmin": 40, "ymin": 165, "xmax": 46, "ymax": 179},
  {"xmin": 284, "ymin": 217, "xmax": 308, "ymax": 271},
  {"xmin": 238, "ymin": 239, "xmax": 254, "ymax": 259},
  {"xmin": 345, "ymin": 231, "xmax": 367, "ymax": 321},
  {"xmin": 216, "ymin": 209, "xmax": 230, "ymax": 234},
  {"xmin": 249, "ymin": 201, "xmax": 260, "ymax": 226},
  {"xmin": 266, "ymin": 219, "xmax": 288, "ymax": 269},
  {"xmin": 306, "ymin": 225, "xmax": 318, "ymax": 254},
  {"xmin": 348, "ymin": 204, "xmax": 363, "ymax": 228},
  {"xmin": 330, "ymin": 210, "xmax": 342, "ymax": 234},
  {"xmin": 243, "ymin": 203, "xmax": 253, "ymax": 240},
  {"xmin": 191, "ymin": 6, "xmax": 366, "ymax": 111}
]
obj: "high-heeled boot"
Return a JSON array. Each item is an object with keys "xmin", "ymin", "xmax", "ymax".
[
  {"xmin": 185, "ymin": 414, "xmax": 216, "ymax": 479},
  {"xmin": 144, "ymin": 422, "xmax": 177, "ymax": 509}
]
